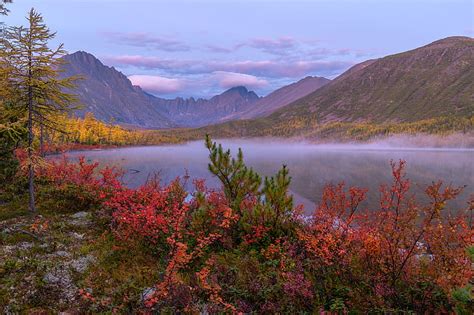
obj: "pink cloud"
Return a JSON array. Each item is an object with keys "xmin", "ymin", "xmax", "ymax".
[
  {"xmin": 241, "ymin": 36, "xmax": 297, "ymax": 55},
  {"xmin": 102, "ymin": 31, "xmax": 190, "ymax": 52},
  {"xmin": 105, "ymin": 55, "xmax": 353, "ymax": 78},
  {"xmin": 128, "ymin": 75, "xmax": 185, "ymax": 94},
  {"xmin": 212, "ymin": 71, "xmax": 269, "ymax": 89},
  {"xmin": 206, "ymin": 44, "xmax": 234, "ymax": 53}
]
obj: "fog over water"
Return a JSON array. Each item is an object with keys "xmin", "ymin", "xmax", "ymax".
[{"xmin": 67, "ymin": 139, "xmax": 474, "ymax": 214}]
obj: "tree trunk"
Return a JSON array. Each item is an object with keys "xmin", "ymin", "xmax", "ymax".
[
  {"xmin": 40, "ymin": 116, "xmax": 44, "ymax": 157},
  {"xmin": 28, "ymin": 90, "xmax": 36, "ymax": 212},
  {"xmin": 28, "ymin": 49, "xmax": 36, "ymax": 213}
]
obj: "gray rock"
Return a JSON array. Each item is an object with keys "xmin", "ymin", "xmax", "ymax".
[
  {"xmin": 70, "ymin": 212, "xmax": 91, "ymax": 226},
  {"xmin": 70, "ymin": 255, "xmax": 96, "ymax": 273},
  {"xmin": 71, "ymin": 211, "xmax": 89, "ymax": 219},
  {"xmin": 43, "ymin": 266, "xmax": 77, "ymax": 299},
  {"xmin": 52, "ymin": 251, "xmax": 72, "ymax": 258},
  {"xmin": 70, "ymin": 232, "xmax": 85, "ymax": 240},
  {"xmin": 3, "ymin": 242, "xmax": 33, "ymax": 253}
]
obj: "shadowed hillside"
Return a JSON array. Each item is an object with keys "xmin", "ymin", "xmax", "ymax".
[
  {"xmin": 272, "ymin": 36, "xmax": 473, "ymax": 124},
  {"xmin": 183, "ymin": 37, "xmax": 473, "ymax": 140}
]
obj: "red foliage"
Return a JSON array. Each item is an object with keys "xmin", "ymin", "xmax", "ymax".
[
  {"xmin": 107, "ymin": 180, "xmax": 188, "ymax": 244},
  {"xmin": 40, "ymin": 156, "xmax": 121, "ymax": 189},
  {"xmin": 299, "ymin": 160, "xmax": 473, "ymax": 310},
  {"xmin": 105, "ymin": 179, "xmax": 240, "ymax": 311},
  {"xmin": 26, "ymin": 151, "xmax": 471, "ymax": 312},
  {"xmin": 15, "ymin": 149, "xmax": 123, "ymax": 196}
]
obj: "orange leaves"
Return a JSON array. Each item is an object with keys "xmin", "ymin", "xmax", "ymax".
[
  {"xmin": 196, "ymin": 258, "xmax": 237, "ymax": 312},
  {"xmin": 29, "ymin": 217, "xmax": 49, "ymax": 234},
  {"xmin": 52, "ymin": 152, "xmax": 472, "ymax": 312},
  {"xmin": 299, "ymin": 182, "xmax": 367, "ymax": 265},
  {"xmin": 296, "ymin": 160, "xmax": 473, "ymax": 311},
  {"xmin": 106, "ymin": 178, "xmax": 241, "ymax": 311}
]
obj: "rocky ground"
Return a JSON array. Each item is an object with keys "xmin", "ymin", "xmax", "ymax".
[{"xmin": 1, "ymin": 210, "xmax": 99, "ymax": 313}]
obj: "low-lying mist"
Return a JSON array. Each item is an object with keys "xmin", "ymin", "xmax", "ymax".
[{"xmin": 67, "ymin": 136, "xmax": 474, "ymax": 213}]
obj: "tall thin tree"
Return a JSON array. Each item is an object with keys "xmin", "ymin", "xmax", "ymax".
[
  {"xmin": 0, "ymin": 0, "xmax": 12, "ymax": 16},
  {"xmin": 1, "ymin": 8, "xmax": 76, "ymax": 212}
]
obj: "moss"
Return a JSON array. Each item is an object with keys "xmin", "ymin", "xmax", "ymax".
[
  {"xmin": 0, "ymin": 202, "xmax": 29, "ymax": 221},
  {"xmin": 1, "ymin": 231, "xmax": 36, "ymax": 245}
]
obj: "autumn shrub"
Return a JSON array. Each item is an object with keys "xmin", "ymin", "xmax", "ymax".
[
  {"xmin": 25, "ymin": 154, "xmax": 123, "ymax": 213},
  {"xmin": 88, "ymin": 137, "xmax": 473, "ymax": 313},
  {"xmin": 297, "ymin": 161, "xmax": 473, "ymax": 312}
]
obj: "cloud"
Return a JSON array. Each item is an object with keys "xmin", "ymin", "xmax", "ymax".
[
  {"xmin": 105, "ymin": 55, "xmax": 185, "ymax": 70},
  {"xmin": 127, "ymin": 72, "xmax": 268, "ymax": 97},
  {"xmin": 205, "ymin": 44, "xmax": 234, "ymax": 53},
  {"xmin": 128, "ymin": 75, "xmax": 186, "ymax": 94},
  {"xmin": 239, "ymin": 36, "xmax": 298, "ymax": 55},
  {"xmin": 212, "ymin": 71, "xmax": 269, "ymax": 89},
  {"xmin": 207, "ymin": 36, "xmax": 298, "ymax": 55},
  {"xmin": 105, "ymin": 55, "xmax": 353, "ymax": 78},
  {"xmin": 214, "ymin": 59, "xmax": 352, "ymax": 78},
  {"xmin": 102, "ymin": 31, "xmax": 190, "ymax": 52}
]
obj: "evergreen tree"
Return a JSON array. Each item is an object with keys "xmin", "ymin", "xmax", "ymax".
[
  {"xmin": 0, "ymin": 8, "xmax": 76, "ymax": 212},
  {"xmin": 205, "ymin": 134, "xmax": 261, "ymax": 212},
  {"xmin": 205, "ymin": 135, "xmax": 297, "ymax": 239},
  {"xmin": 0, "ymin": 0, "xmax": 12, "ymax": 16},
  {"xmin": 0, "ymin": 0, "xmax": 25, "ymax": 188}
]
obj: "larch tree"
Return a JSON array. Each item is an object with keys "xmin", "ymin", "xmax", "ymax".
[
  {"xmin": 0, "ymin": 0, "xmax": 12, "ymax": 16},
  {"xmin": 1, "ymin": 8, "xmax": 77, "ymax": 212},
  {"xmin": 0, "ymin": 0, "xmax": 24, "ymax": 185}
]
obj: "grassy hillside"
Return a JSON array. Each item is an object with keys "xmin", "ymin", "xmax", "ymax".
[
  {"xmin": 271, "ymin": 36, "xmax": 473, "ymax": 124},
  {"xmin": 157, "ymin": 115, "xmax": 473, "ymax": 143},
  {"xmin": 159, "ymin": 37, "xmax": 474, "ymax": 142}
]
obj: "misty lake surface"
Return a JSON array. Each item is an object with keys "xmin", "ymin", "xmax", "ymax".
[{"xmin": 67, "ymin": 140, "xmax": 474, "ymax": 213}]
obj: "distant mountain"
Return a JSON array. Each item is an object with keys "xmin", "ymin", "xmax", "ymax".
[
  {"xmin": 191, "ymin": 36, "xmax": 474, "ymax": 139},
  {"xmin": 228, "ymin": 76, "xmax": 330, "ymax": 120},
  {"xmin": 155, "ymin": 86, "xmax": 260, "ymax": 127},
  {"xmin": 61, "ymin": 51, "xmax": 175, "ymax": 128},
  {"xmin": 61, "ymin": 51, "xmax": 261, "ymax": 128},
  {"xmin": 271, "ymin": 36, "xmax": 474, "ymax": 124}
]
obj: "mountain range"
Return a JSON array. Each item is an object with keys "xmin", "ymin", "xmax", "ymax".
[
  {"xmin": 62, "ymin": 52, "xmax": 329, "ymax": 128},
  {"xmin": 267, "ymin": 36, "xmax": 473, "ymax": 125},
  {"xmin": 62, "ymin": 36, "xmax": 473, "ymax": 136}
]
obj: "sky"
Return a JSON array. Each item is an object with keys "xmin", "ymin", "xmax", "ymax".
[{"xmin": 2, "ymin": 0, "xmax": 473, "ymax": 98}]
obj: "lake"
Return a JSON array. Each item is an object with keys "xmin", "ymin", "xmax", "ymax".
[{"xmin": 66, "ymin": 140, "xmax": 474, "ymax": 214}]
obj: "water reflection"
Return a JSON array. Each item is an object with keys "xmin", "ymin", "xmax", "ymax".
[{"xmin": 67, "ymin": 140, "xmax": 474, "ymax": 214}]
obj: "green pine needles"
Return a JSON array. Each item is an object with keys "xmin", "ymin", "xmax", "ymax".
[{"xmin": 205, "ymin": 135, "xmax": 298, "ymax": 239}]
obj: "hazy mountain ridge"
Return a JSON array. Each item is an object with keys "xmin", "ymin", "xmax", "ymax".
[
  {"xmin": 270, "ymin": 36, "xmax": 474, "ymax": 124},
  {"xmin": 61, "ymin": 51, "xmax": 334, "ymax": 128},
  {"xmin": 229, "ymin": 76, "xmax": 330, "ymax": 120},
  {"xmin": 62, "ymin": 51, "xmax": 176, "ymax": 128},
  {"xmin": 61, "ymin": 52, "xmax": 262, "ymax": 128},
  {"xmin": 153, "ymin": 86, "xmax": 260, "ymax": 127},
  {"xmin": 61, "ymin": 36, "xmax": 473, "ymax": 134},
  {"xmin": 183, "ymin": 37, "xmax": 474, "ymax": 140}
]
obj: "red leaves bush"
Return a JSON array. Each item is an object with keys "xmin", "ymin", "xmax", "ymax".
[
  {"xmin": 103, "ymin": 159, "xmax": 472, "ymax": 313},
  {"xmin": 297, "ymin": 161, "xmax": 473, "ymax": 312},
  {"xmin": 26, "ymin": 147, "xmax": 472, "ymax": 313},
  {"xmin": 20, "ymin": 153, "xmax": 124, "ymax": 213},
  {"xmin": 107, "ymin": 179, "xmax": 188, "ymax": 246}
]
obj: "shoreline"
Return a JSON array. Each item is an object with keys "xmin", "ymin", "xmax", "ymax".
[{"xmin": 46, "ymin": 131, "xmax": 474, "ymax": 156}]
